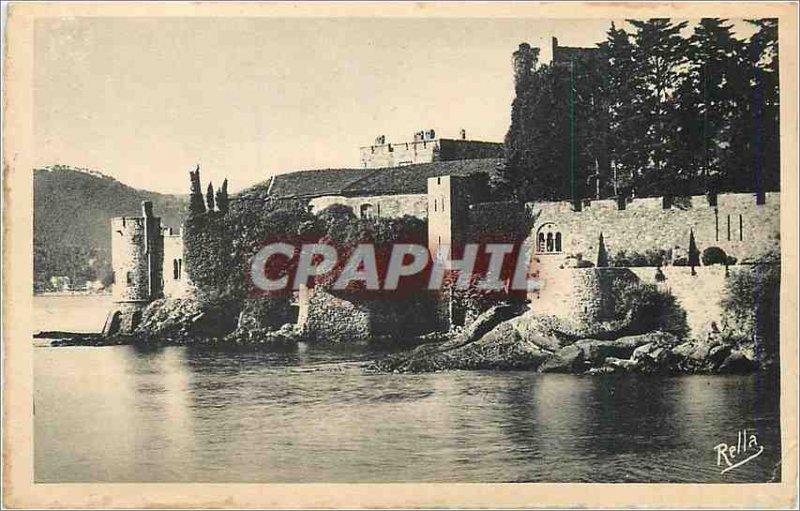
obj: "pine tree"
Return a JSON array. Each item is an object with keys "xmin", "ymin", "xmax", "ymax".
[
  {"xmin": 675, "ymin": 19, "xmax": 739, "ymax": 196},
  {"xmin": 747, "ymin": 19, "xmax": 780, "ymax": 199},
  {"xmin": 718, "ymin": 19, "xmax": 779, "ymax": 199},
  {"xmin": 215, "ymin": 178, "xmax": 229, "ymax": 214},
  {"xmin": 499, "ymin": 45, "xmax": 551, "ymax": 200},
  {"xmin": 627, "ymin": 19, "xmax": 689, "ymax": 196},
  {"xmin": 189, "ymin": 165, "xmax": 206, "ymax": 215},
  {"xmin": 206, "ymin": 182, "xmax": 215, "ymax": 211},
  {"xmin": 603, "ymin": 23, "xmax": 645, "ymax": 199}
]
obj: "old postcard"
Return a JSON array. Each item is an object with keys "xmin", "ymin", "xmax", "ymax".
[{"xmin": 3, "ymin": 1, "xmax": 798, "ymax": 508}]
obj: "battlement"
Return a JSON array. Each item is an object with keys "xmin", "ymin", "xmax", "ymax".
[
  {"xmin": 528, "ymin": 191, "xmax": 779, "ymax": 215},
  {"xmin": 529, "ymin": 191, "xmax": 780, "ymax": 265},
  {"xmin": 359, "ymin": 130, "xmax": 503, "ymax": 169}
]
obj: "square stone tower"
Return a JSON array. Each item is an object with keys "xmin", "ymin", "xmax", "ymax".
[{"xmin": 427, "ymin": 175, "xmax": 472, "ymax": 260}]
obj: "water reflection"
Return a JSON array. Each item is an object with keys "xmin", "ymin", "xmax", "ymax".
[{"xmin": 35, "ymin": 345, "xmax": 781, "ymax": 483}]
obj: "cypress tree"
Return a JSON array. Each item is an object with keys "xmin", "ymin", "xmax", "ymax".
[
  {"xmin": 688, "ymin": 229, "xmax": 700, "ymax": 275},
  {"xmin": 189, "ymin": 165, "xmax": 206, "ymax": 215},
  {"xmin": 206, "ymin": 182, "xmax": 216, "ymax": 212},
  {"xmin": 596, "ymin": 232, "xmax": 609, "ymax": 267},
  {"xmin": 215, "ymin": 178, "xmax": 229, "ymax": 214}
]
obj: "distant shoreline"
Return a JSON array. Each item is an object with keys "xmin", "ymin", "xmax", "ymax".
[{"xmin": 34, "ymin": 292, "xmax": 111, "ymax": 297}]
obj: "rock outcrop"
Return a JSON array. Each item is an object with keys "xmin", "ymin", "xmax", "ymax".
[
  {"xmin": 372, "ymin": 308, "xmax": 763, "ymax": 375},
  {"xmin": 132, "ymin": 298, "xmax": 298, "ymax": 347}
]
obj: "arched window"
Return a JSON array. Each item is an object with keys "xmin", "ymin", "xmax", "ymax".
[
  {"xmin": 173, "ymin": 259, "xmax": 180, "ymax": 280},
  {"xmin": 360, "ymin": 203, "xmax": 374, "ymax": 219},
  {"xmin": 126, "ymin": 271, "xmax": 134, "ymax": 286},
  {"xmin": 535, "ymin": 223, "xmax": 564, "ymax": 254}
]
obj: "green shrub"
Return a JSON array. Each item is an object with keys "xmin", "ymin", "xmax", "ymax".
[
  {"xmin": 184, "ymin": 198, "xmax": 320, "ymax": 305},
  {"xmin": 720, "ymin": 264, "xmax": 780, "ymax": 361},
  {"xmin": 673, "ymin": 257, "xmax": 689, "ymax": 266},
  {"xmin": 313, "ymin": 212, "xmax": 428, "ymax": 292},
  {"xmin": 612, "ymin": 280, "xmax": 688, "ymax": 337},
  {"xmin": 611, "ymin": 249, "xmax": 670, "ymax": 267},
  {"xmin": 702, "ymin": 246, "xmax": 728, "ymax": 266}
]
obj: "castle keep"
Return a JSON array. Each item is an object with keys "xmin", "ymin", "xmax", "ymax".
[{"xmin": 359, "ymin": 129, "xmax": 503, "ymax": 169}]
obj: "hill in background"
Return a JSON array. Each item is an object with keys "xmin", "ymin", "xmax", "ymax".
[{"xmin": 34, "ymin": 165, "xmax": 188, "ymax": 292}]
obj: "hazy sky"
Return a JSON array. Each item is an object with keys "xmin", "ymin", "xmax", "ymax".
[{"xmin": 33, "ymin": 17, "xmax": 756, "ymax": 194}]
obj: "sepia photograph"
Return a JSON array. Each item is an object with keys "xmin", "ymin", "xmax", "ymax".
[{"xmin": 3, "ymin": 1, "xmax": 798, "ymax": 508}]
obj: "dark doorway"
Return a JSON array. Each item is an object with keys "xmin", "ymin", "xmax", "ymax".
[{"xmin": 105, "ymin": 311, "xmax": 122, "ymax": 336}]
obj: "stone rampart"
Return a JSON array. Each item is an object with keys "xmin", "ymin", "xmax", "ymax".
[
  {"xmin": 528, "ymin": 192, "xmax": 779, "ymax": 264},
  {"xmin": 309, "ymin": 193, "xmax": 428, "ymax": 220}
]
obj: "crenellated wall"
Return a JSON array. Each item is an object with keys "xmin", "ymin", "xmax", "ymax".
[
  {"xmin": 360, "ymin": 140, "xmax": 439, "ymax": 169},
  {"xmin": 528, "ymin": 192, "xmax": 780, "ymax": 264},
  {"xmin": 359, "ymin": 138, "xmax": 503, "ymax": 169}
]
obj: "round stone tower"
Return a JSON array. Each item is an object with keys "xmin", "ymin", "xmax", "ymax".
[{"xmin": 103, "ymin": 201, "xmax": 164, "ymax": 336}]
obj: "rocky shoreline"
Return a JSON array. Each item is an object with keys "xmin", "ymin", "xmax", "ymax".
[
  {"xmin": 37, "ymin": 300, "xmax": 771, "ymax": 376},
  {"xmin": 369, "ymin": 305, "xmax": 769, "ymax": 375}
]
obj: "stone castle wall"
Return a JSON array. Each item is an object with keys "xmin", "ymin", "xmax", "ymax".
[
  {"xmin": 360, "ymin": 140, "xmax": 439, "ymax": 168},
  {"xmin": 631, "ymin": 266, "xmax": 730, "ymax": 337},
  {"xmin": 163, "ymin": 231, "xmax": 191, "ymax": 299},
  {"xmin": 107, "ymin": 209, "xmax": 164, "ymax": 336},
  {"xmin": 528, "ymin": 192, "xmax": 780, "ymax": 264},
  {"xmin": 427, "ymin": 175, "xmax": 472, "ymax": 255},
  {"xmin": 569, "ymin": 268, "xmax": 639, "ymax": 326},
  {"xmin": 309, "ymin": 193, "xmax": 428, "ymax": 220},
  {"xmin": 531, "ymin": 265, "xmax": 740, "ymax": 339},
  {"xmin": 359, "ymin": 138, "xmax": 503, "ymax": 169}
]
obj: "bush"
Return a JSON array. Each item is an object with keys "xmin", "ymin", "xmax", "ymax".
[
  {"xmin": 313, "ymin": 212, "xmax": 428, "ymax": 293},
  {"xmin": 445, "ymin": 273, "xmax": 526, "ymax": 327},
  {"xmin": 702, "ymin": 246, "xmax": 728, "ymax": 266},
  {"xmin": 184, "ymin": 198, "xmax": 321, "ymax": 304},
  {"xmin": 611, "ymin": 249, "xmax": 670, "ymax": 267},
  {"xmin": 720, "ymin": 264, "xmax": 780, "ymax": 361},
  {"xmin": 612, "ymin": 280, "xmax": 689, "ymax": 338}
]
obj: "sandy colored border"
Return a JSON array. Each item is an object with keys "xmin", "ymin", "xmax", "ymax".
[{"xmin": 3, "ymin": 1, "xmax": 798, "ymax": 508}]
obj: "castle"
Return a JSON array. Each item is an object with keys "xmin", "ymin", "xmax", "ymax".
[
  {"xmin": 102, "ymin": 33, "xmax": 781, "ymax": 342},
  {"xmin": 105, "ymin": 150, "xmax": 780, "ymax": 340}
]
